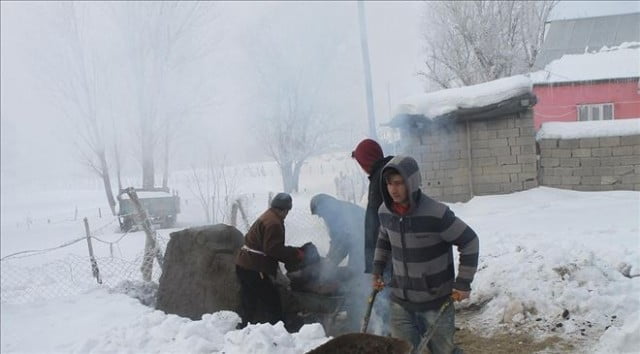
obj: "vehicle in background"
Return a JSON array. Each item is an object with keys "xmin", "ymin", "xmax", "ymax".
[{"xmin": 117, "ymin": 187, "xmax": 180, "ymax": 232}]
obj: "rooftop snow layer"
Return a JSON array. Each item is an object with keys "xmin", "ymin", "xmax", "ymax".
[
  {"xmin": 536, "ymin": 118, "xmax": 640, "ymax": 140},
  {"xmin": 120, "ymin": 191, "xmax": 173, "ymax": 200},
  {"xmin": 530, "ymin": 42, "xmax": 640, "ymax": 84},
  {"xmin": 394, "ymin": 75, "xmax": 533, "ymax": 119}
]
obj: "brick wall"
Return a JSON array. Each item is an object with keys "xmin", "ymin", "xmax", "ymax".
[
  {"xmin": 400, "ymin": 110, "xmax": 539, "ymax": 202},
  {"xmin": 539, "ymin": 135, "xmax": 640, "ymax": 191}
]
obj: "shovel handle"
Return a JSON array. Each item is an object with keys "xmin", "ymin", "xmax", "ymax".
[
  {"xmin": 360, "ymin": 288, "xmax": 380, "ymax": 333},
  {"xmin": 414, "ymin": 297, "xmax": 453, "ymax": 353}
]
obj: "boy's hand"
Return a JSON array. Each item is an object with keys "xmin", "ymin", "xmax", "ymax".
[
  {"xmin": 372, "ymin": 274, "xmax": 385, "ymax": 290},
  {"xmin": 452, "ymin": 289, "xmax": 470, "ymax": 302}
]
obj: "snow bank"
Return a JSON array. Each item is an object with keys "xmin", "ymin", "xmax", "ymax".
[
  {"xmin": 531, "ymin": 42, "xmax": 640, "ymax": 84},
  {"xmin": 536, "ymin": 119, "xmax": 640, "ymax": 140},
  {"xmin": 79, "ymin": 310, "xmax": 329, "ymax": 354},
  {"xmin": 450, "ymin": 187, "xmax": 640, "ymax": 350},
  {"xmin": 1, "ymin": 288, "xmax": 331, "ymax": 354},
  {"xmin": 394, "ymin": 75, "xmax": 532, "ymax": 119},
  {"xmin": 595, "ymin": 314, "xmax": 640, "ymax": 353}
]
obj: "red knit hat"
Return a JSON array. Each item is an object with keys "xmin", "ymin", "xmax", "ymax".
[{"xmin": 352, "ymin": 139, "xmax": 383, "ymax": 174}]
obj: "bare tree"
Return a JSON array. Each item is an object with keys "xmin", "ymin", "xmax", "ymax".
[
  {"xmin": 187, "ymin": 163, "xmax": 213, "ymax": 223},
  {"xmin": 251, "ymin": 4, "xmax": 355, "ymax": 193},
  {"xmin": 187, "ymin": 147, "xmax": 238, "ymax": 224},
  {"xmin": 419, "ymin": 1, "xmax": 557, "ymax": 89},
  {"xmin": 262, "ymin": 87, "xmax": 327, "ymax": 193},
  {"xmin": 46, "ymin": 3, "xmax": 118, "ymax": 215},
  {"xmin": 113, "ymin": 2, "xmax": 219, "ymax": 190}
]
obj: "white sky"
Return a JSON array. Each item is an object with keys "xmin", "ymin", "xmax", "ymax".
[{"xmin": 1, "ymin": 1, "xmax": 638, "ymax": 189}]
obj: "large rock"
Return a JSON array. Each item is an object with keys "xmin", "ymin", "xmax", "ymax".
[{"xmin": 156, "ymin": 224, "xmax": 244, "ymax": 320}]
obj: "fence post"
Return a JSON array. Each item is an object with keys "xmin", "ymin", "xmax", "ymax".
[
  {"xmin": 83, "ymin": 217, "xmax": 102, "ymax": 284},
  {"xmin": 235, "ymin": 198, "xmax": 250, "ymax": 230},
  {"xmin": 211, "ymin": 196, "xmax": 216, "ymax": 224},
  {"xmin": 230, "ymin": 203, "xmax": 238, "ymax": 227},
  {"xmin": 124, "ymin": 187, "xmax": 164, "ymax": 282}
]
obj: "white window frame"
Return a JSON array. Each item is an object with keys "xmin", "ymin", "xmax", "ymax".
[{"xmin": 577, "ymin": 103, "xmax": 614, "ymax": 121}]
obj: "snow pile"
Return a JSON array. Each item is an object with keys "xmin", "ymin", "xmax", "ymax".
[
  {"xmin": 394, "ymin": 75, "xmax": 532, "ymax": 119},
  {"xmin": 1, "ymin": 289, "xmax": 331, "ymax": 354},
  {"xmin": 530, "ymin": 42, "xmax": 640, "ymax": 84},
  {"xmin": 595, "ymin": 314, "xmax": 640, "ymax": 353},
  {"xmin": 536, "ymin": 118, "xmax": 640, "ymax": 140},
  {"xmin": 450, "ymin": 187, "xmax": 640, "ymax": 349},
  {"xmin": 110, "ymin": 280, "xmax": 159, "ymax": 307},
  {"xmin": 79, "ymin": 308, "xmax": 329, "ymax": 354}
]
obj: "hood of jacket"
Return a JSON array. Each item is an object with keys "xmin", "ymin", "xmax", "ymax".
[{"xmin": 380, "ymin": 155, "xmax": 422, "ymax": 215}]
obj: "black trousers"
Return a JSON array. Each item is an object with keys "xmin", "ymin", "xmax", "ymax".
[{"xmin": 235, "ymin": 265, "xmax": 283, "ymax": 326}]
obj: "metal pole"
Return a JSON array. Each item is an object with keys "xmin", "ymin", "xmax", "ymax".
[
  {"xmin": 358, "ymin": 1, "xmax": 377, "ymax": 139},
  {"xmin": 83, "ymin": 217, "xmax": 102, "ymax": 284}
]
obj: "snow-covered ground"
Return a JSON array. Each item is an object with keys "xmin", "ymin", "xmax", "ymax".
[{"xmin": 1, "ymin": 154, "xmax": 639, "ymax": 353}]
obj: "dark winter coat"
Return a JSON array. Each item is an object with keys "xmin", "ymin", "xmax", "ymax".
[
  {"xmin": 373, "ymin": 156, "xmax": 479, "ymax": 311},
  {"xmin": 310, "ymin": 194, "xmax": 365, "ymax": 273},
  {"xmin": 364, "ymin": 155, "xmax": 394, "ymax": 273},
  {"xmin": 235, "ymin": 208, "xmax": 300, "ymax": 276}
]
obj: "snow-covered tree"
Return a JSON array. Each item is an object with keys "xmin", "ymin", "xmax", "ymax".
[{"xmin": 419, "ymin": 1, "xmax": 557, "ymax": 89}]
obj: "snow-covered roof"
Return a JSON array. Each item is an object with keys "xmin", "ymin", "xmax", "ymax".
[
  {"xmin": 530, "ymin": 42, "xmax": 640, "ymax": 84},
  {"xmin": 394, "ymin": 75, "xmax": 533, "ymax": 119},
  {"xmin": 534, "ymin": 13, "xmax": 640, "ymax": 68},
  {"xmin": 536, "ymin": 118, "xmax": 640, "ymax": 140},
  {"xmin": 120, "ymin": 191, "xmax": 173, "ymax": 200}
]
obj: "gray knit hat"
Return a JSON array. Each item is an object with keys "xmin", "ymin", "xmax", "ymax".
[{"xmin": 270, "ymin": 192, "xmax": 293, "ymax": 211}]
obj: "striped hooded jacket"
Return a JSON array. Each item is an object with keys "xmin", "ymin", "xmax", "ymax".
[{"xmin": 372, "ymin": 156, "xmax": 479, "ymax": 311}]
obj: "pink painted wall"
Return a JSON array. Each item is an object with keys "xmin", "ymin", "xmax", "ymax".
[{"xmin": 532, "ymin": 80, "xmax": 640, "ymax": 130}]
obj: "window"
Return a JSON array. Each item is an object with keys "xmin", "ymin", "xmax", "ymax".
[{"xmin": 577, "ymin": 103, "xmax": 614, "ymax": 121}]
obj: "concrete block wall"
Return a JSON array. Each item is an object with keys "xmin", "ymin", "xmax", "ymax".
[
  {"xmin": 402, "ymin": 119, "xmax": 471, "ymax": 203},
  {"xmin": 400, "ymin": 110, "xmax": 539, "ymax": 202},
  {"xmin": 468, "ymin": 111, "xmax": 538, "ymax": 198},
  {"xmin": 539, "ymin": 135, "xmax": 640, "ymax": 191}
]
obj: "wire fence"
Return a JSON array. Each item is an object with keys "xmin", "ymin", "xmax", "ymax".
[
  {"xmin": 0, "ymin": 214, "xmax": 170, "ymax": 305},
  {"xmin": 0, "ymin": 195, "xmax": 328, "ymax": 306}
]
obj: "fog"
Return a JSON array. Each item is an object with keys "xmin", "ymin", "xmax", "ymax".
[
  {"xmin": 2, "ymin": 1, "xmax": 638, "ymax": 192},
  {"xmin": 0, "ymin": 1, "xmax": 424, "ymax": 191}
]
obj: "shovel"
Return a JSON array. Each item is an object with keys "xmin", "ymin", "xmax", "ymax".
[
  {"xmin": 360, "ymin": 288, "xmax": 380, "ymax": 333},
  {"xmin": 413, "ymin": 298, "xmax": 453, "ymax": 354}
]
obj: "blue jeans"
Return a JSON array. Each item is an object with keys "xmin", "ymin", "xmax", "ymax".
[{"xmin": 389, "ymin": 300, "xmax": 459, "ymax": 354}]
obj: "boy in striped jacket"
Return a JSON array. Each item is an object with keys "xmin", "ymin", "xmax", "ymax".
[{"xmin": 372, "ymin": 155, "xmax": 479, "ymax": 354}]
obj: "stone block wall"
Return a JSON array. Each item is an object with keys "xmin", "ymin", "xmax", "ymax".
[
  {"xmin": 539, "ymin": 135, "xmax": 640, "ymax": 191},
  {"xmin": 400, "ymin": 110, "xmax": 539, "ymax": 202}
]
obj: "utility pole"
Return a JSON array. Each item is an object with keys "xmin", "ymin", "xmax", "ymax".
[{"xmin": 358, "ymin": 1, "xmax": 377, "ymax": 140}]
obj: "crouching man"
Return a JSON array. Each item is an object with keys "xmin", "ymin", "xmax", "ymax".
[
  {"xmin": 372, "ymin": 156, "xmax": 479, "ymax": 354},
  {"xmin": 235, "ymin": 192, "xmax": 304, "ymax": 329}
]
